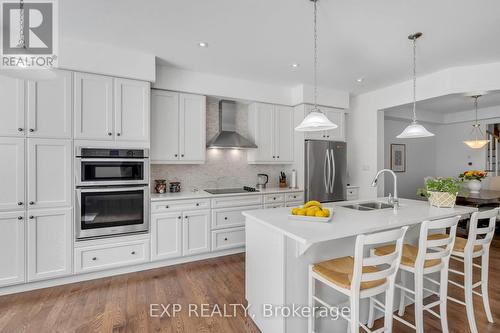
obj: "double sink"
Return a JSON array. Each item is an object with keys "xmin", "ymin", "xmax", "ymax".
[{"xmin": 341, "ymin": 201, "xmax": 394, "ymax": 211}]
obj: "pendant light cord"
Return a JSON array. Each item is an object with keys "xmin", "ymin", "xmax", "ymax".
[
  {"xmin": 313, "ymin": 0, "xmax": 318, "ymax": 111},
  {"xmin": 412, "ymin": 37, "xmax": 417, "ymax": 122},
  {"xmin": 18, "ymin": 0, "xmax": 25, "ymax": 48}
]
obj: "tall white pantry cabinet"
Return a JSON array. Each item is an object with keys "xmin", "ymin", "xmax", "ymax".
[{"xmin": 0, "ymin": 70, "xmax": 150, "ymax": 288}]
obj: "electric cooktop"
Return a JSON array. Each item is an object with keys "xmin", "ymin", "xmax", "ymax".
[{"xmin": 204, "ymin": 186, "xmax": 258, "ymax": 195}]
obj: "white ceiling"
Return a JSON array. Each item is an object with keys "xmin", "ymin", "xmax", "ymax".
[
  {"xmin": 61, "ymin": 0, "xmax": 500, "ymax": 93},
  {"xmin": 384, "ymin": 90, "xmax": 500, "ymax": 115}
]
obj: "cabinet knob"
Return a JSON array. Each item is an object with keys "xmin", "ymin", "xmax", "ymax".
[
  {"xmin": 273, "ymin": 197, "xmax": 276, "ymax": 200},
  {"xmin": 196, "ymin": 203, "xmax": 200, "ymax": 206},
  {"xmin": 92, "ymin": 257, "xmax": 97, "ymax": 261},
  {"xmin": 131, "ymin": 251, "xmax": 136, "ymax": 255},
  {"xmin": 18, "ymin": 128, "xmax": 23, "ymax": 132},
  {"xmin": 174, "ymin": 154, "xmax": 178, "ymax": 157},
  {"xmin": 29, "ymin": 201, "xmax": 34, "ymax": 205},
  {"xmin": 224, "ymin": 217, "xmax": 228, "ymax": 220},
  {"xmin": 181, "ymin": 154, "xmax": 184, "ymax": 157},
  {"xmin": 178, "ymin": 216, "xmax": 182, "ymax": 219},
  {"xmin": 17, "ymin": 216, "xmax": 23, "ymax": 220},
  {"xmin": 165, "ymin": 205, "xmax": 169, "ymax": 208},
  {"xmin": 277, "ymin": 156, "xmax": 280, "ymax": 159},
  {"xmin": 294, "ymin": 196, "xmax": 297, "ymax": 199},
  {"xmin": 108, "ymin": 132, "xmax": 112, "ymax": 136},
  {"xmin": 184, "ymin": 216, "xmax": 188, "ymax": 219},
  {"xmin": 117, "ymin": 133, "xmax": 121, "ymax": 136},
  {"xmin": 224, "ymin": 237, "xmax": 228, "ymax": 241},
  {"xmin": 29, "ymin": 215, "xmax": 34, "ymax": 219},
  {"xmin": 272, "ymin": 156, "xmax": 275, "ymax": 159},
  {"xmin": 18, "ymin": 201, "xmax": 23, "ymax": 206},
  {"xmin": 29, "ymin": 128, "xmax": 34, "ymax": 132}
]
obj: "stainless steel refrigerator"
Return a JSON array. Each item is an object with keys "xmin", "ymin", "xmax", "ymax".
[{"xmin": 305, "ymin": 140, "xmax": 347, "ymax": 202}]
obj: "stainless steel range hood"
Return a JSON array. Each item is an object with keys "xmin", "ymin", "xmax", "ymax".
[{"xmin": 206, "ymin": 100, "xmax": 257, "ymax": 149}]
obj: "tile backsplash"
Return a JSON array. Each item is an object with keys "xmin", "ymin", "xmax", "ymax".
[{"xmin": 151, "ymin": 97, "xmax": 294, "ymax": 191}]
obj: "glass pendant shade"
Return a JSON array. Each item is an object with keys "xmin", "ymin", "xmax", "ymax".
[
  {"xmin": 463, "ymin": 139, "xmax": 489, "ymax": 149},
  {"xmin": 295, "ymin": 110, "xmax": 338, "ymax": 132},
  {"xmin": 396, "ymin": 121, "xmax": 435, "ymax": 138}
]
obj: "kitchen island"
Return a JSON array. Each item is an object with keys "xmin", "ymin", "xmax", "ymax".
[{"xmin": 243, "ymin": 198, "xmax": 476, "ymax": 333}]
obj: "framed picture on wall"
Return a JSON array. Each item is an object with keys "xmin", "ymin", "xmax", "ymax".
[{"xmin": 390, "ymin": 144, "xmax": 406, "ymax": 172}]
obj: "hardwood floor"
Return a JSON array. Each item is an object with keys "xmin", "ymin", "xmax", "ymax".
[{"xmin": 0, "ymin": 237, "xmax": 498, "ymax": 333}]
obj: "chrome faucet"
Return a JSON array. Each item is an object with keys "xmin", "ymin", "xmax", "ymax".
[{"xmin": 371, "ymin": 169, "xmax": 399, "ymax": 208}]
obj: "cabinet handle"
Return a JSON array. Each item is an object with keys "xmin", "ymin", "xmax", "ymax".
[
  {"xmin": 224, "ymin": 237, "xmax": 228, "ymax": 241},
  {"xmin": 29, "ymin": 128, "xmax": 34, "ymax": 132},
  {"xmin": 29, "ymin": 201, "xmax": 34, "ymax": 205},
  {"xmin": 108, "ymin": 132, "xmax": 112, "ymax": 136},
  {"xmin": 17, "ymin": 216, "xmax": 23, "ymax": 220},
  {"xmin": 18, "ymin": 128, "xmax": 23, "ymax": 132},
  {"xmin": 29, "ymin": 215, "xmax": 34, "ymax": 219},
  {"xmin": 131, "ymin": 251, "xmax": 136, "ymax": 255},
  {"xmin": 92, "ymin": 257, "xmax": 97, "ymax": 261},
  {"xmin": 117, "ymin": 133, "xmax": 121, "ymax": 136},
  {"xmin": 18, "ymin": 202, "xmax": 23, "ymax": 206}
]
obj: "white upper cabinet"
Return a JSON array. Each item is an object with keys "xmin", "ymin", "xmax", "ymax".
[
  {"xmin": 151, "ymin": 90, "xmax": 179, "ymax": 162},
  {"xmin": 274, "ymin": 105, "xmax": 294, "ymax": 163},
  {"xmin": 114, "ymin": 78, "xmax": 150, "ymax": 141},
  {"xmin": 0, "ymin": 75, "xmax": 24, "ymax": 137},
  {"xmin": 0, "ymin": 211, "xmax": 25, "ymax": 287},
  {"xmin": 27, "ymin": 139, "xmax": 72, "ymax": 209},
  {"xmin": 179, "ymin": 93, "xmax": 206, "ymax": 162},
  {"xmin": 151, "ymin": 90, "xmax": 206, "ymax": 164},
  {"xmin": 248, "ymin": 103, "xmax": 294, "ymax": 164},
  {"xmin": 303, "ymin": 104, "xmax": 346, "ymax": 142},
  {"xmin": 27, "ymin": 208, "xmax": 72, "ymax": 281},
  {"xmin": 0, "ymin": 138, "xmax": 25, "ymax": 212},
  {"xmin": 26, "ymin": 71, "xmax": 72, "ymax": 139},
  {"xmin": 74, "ymin": 72, "xmax": 114, "ymax": 140}
]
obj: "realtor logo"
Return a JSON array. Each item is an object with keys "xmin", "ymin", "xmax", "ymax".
[{"xmin": 1, "ymin": 0, "xmax": 58, "ymax": 68}]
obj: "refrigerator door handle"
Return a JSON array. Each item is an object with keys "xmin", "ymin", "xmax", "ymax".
[
  {"xmin": 324, "ymin": 149, "xmax": 330, "ymax": 194},
  {"xmin": 330, "ymin": 149, "xmax": 336, "ymax": 193}
]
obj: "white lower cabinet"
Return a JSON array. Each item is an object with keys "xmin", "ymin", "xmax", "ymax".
[
  {"xmin": 211, "ymin": 205, "xmax": 261, "ymax": 230},
  {"xmin": 151, "ymin": 213, "xmax": 183, "ymax": 261},
  {"xmin": 27, "ymin": 208, "xmax": 72, "ymax": 282},
  {"xmin": 0, "ymin": 211, "xmax": 25, "ymax": 287},
  {"xmin": 75, "ymin": 239, "xmax": 149, "ymax": 273},
  {"xmin": 183, "ymin": 210, "xmax": 211, "ymax": 256},
  {"xmin": 212, "ymin": 227, "xmax": 245, "ymax": 251}
]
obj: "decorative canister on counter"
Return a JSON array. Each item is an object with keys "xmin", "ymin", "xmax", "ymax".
[
  {"xmin": 169, "ymin": 181, "xmax": 181, "ymax": 193},
  {"xmin": 154, "ymin": 179, "xmax": 167, "ymax": 194}
]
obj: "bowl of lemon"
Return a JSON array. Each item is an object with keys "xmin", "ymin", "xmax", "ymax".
[{"xmin": 289, "ymin": 200, "xmax": 333, "ymax": 223}]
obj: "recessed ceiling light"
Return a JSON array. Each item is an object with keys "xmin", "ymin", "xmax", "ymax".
[
  {"xmin": 356, "ymin": 77, "xmax": 364, "ymax": 83},
  {"xmin": 291, "ymin": 63, "xmax": 300, "ymax": 68},
  {"xmin": 198, "ymin": 42, "xmax": 208, "ymax": 48}
]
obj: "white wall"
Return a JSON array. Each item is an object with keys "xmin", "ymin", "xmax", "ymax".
[
  {"xmin": 59, "ymin": 39, "xmax": 156, "ymax": 81},
  {"xmin": 383, "ymin": 118, "xmax": 437, "ymax": 199},
  {"xmin": 154, "ymin": 65, "xmax": 350, "ymax": 108},
  {"xmin": 348, "ymin": 62, "xmax": 500, "ymax": 199}
]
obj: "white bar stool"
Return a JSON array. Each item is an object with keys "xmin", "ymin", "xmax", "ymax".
[
  {"xmin": 428, "ymin": 208, "xmax": 499, "ymax": 333},
  {"xmin": 368, "ymin": 216, "xmax": 460, "ymax": 333},
  {"xmin": 308, "ymin": 226, "xmax": 408, "ymax": 333}
]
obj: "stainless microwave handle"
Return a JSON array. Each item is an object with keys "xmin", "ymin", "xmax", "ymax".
[
  {"xmin": 78, "ymin": 186, "xmax": 148, "ymax": 193},
  {"xmin": 78, "ymin": 158, "xmax": 147, "ymax": 163}
]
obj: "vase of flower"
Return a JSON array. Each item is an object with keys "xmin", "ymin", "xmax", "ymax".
[{"xmin": 459, "ymin": 170, "xmax": 487, "ymax": 194}]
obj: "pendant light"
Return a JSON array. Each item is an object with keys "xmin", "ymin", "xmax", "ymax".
[
  {"xmin": 295, "ymin": 0, "xmax": 338, "ymax": 132},
  {"xmin": 396, "ymin": 33, "xmax": 434, "ymax": 139},
  {"xmin": 0, "ymin": 0, "xmax": 56, "ymax": 80},
  {"xmin": 463, "ymin": 95, "xmax": 490, "ymax": 149}
]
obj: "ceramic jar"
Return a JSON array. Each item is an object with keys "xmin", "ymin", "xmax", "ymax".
[
  {"xmin": 467, "ymin": 179, "xmax": 482, "ymax": 194},
  {"xmin": 154, "ymin": 179, "xmax": 167, "ymax": 194}
]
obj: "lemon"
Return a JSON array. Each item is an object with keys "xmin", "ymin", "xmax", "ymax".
[
  {"xmin": 322, "ymin": 209, "xmax": 330, "ymax": 217},
  {"xmin": 297, "ymin": 208, "xmax": 307, "ymax": 216},
  {"xmin": 291, "ymin": 208, "xmax": 299, "ymax": 215},
  {"xmin": 315, "ymin": 210, "xmax": 327, "ymax": 217},
  {"xmin": 306, "ymin": 206, "xmax": 320, "ymax": 216}
]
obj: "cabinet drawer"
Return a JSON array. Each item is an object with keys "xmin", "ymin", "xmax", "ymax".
[
  {"xmin": 264, "ymin": 203, "xmax": 285, "ymax": 209},
  {"xmin": 211, "ymin": 195, "xmax": 262, "ymax": 208},
  {"xmin": 285, "ymin": 192, "xmax": 304, "ymax": 203},
  {"xmin": 211, "ymin": 205, "xmax": 261, "ymax": 230},
  {"xmin": 346, "ymin": 188, "xmax": 359, "ymax": 200},
  {"xmin": 211, "ymin": 227, "xmax": 245, "ymax": 251},
  {"xmin": 286, "ymin": 201, "xmax": 303, "ymax": 208},
  {"xmin": 75, "ymin": 240, "xmax": 149, "ymax": 273},
  {"xmin": 263, "ymin": 193, "xmax": 285, "ymax": 204},
  {"xmin": 151, "ymin": 199, "xmax": 210, "ymax": 214}
]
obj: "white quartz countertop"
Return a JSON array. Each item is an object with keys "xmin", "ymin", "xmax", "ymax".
[
  {"xmin": 242, "ymin": 198, "xmax": 477, "ymax": 245},
  {"xmin": 151, "ymin": 187, "xmax": 303, "ymax": 201}
]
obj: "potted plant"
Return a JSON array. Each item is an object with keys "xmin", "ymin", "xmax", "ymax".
[
  {"xmin": 417, "ymin": 177, "xmax": 462, "ymax": 208},
  {"xmin": 459, "ymin": 170, "xmax": 487, "ymax": 194}
]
